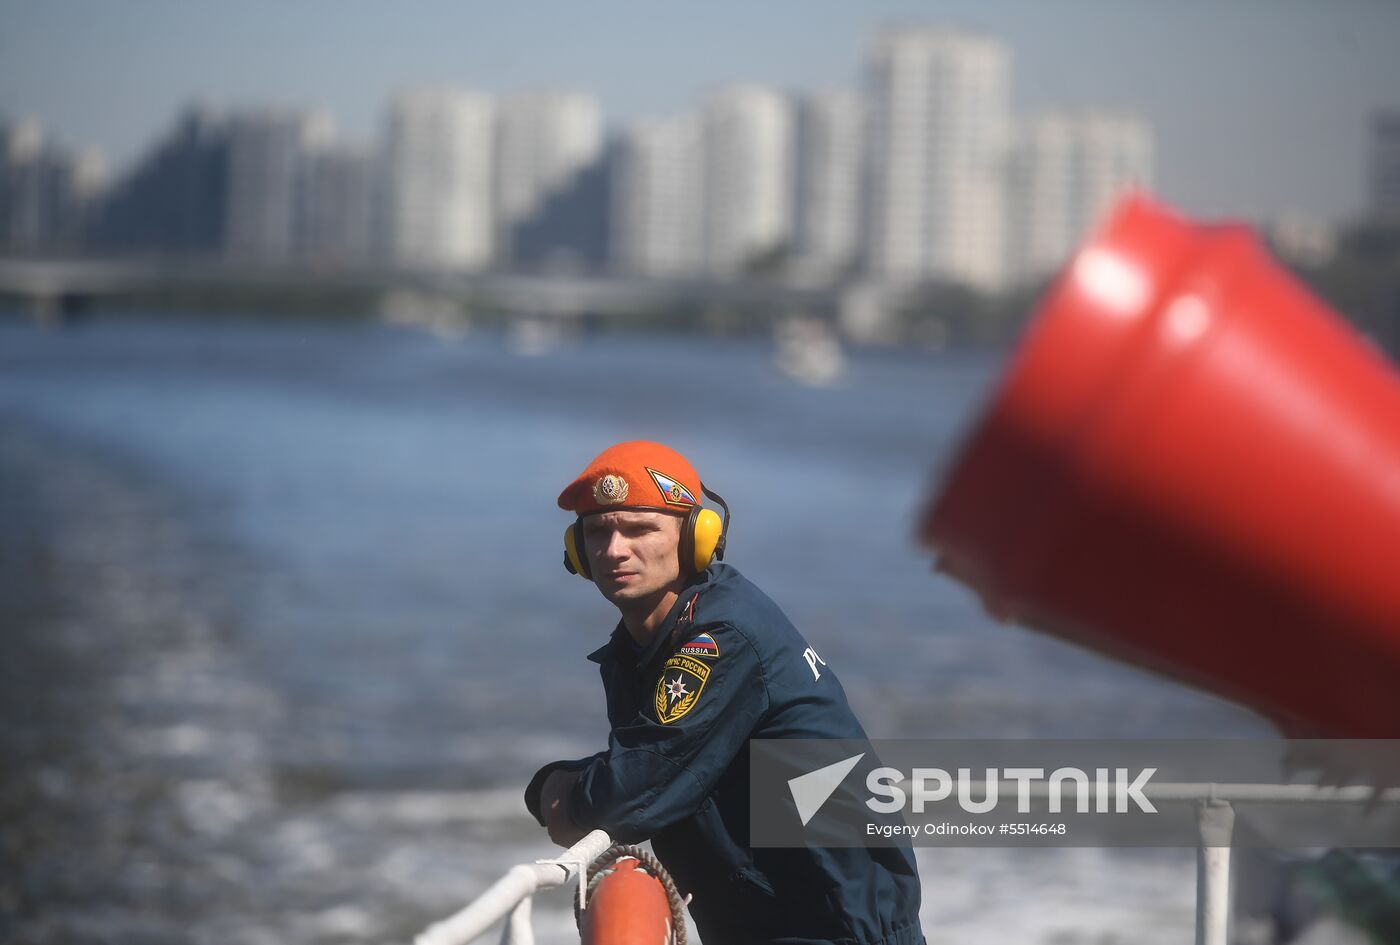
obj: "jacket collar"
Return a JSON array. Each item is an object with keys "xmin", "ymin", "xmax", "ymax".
[{"xmin": 584, "ymin": 570, "xmax": 711, "ymax": 670}]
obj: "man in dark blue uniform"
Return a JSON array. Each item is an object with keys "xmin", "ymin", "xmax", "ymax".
[{"xmin": 525, "ymin": 441, "xmax": 925, "ymax": 945}]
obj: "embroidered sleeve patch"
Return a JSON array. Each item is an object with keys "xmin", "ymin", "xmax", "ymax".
[
  {"xmin": 679, "ymin": 631, "xmax": 720, "ymax": 659},
  {"xmin": 654, "ymin": 654, "xmax": 711, "ymax": 724}
]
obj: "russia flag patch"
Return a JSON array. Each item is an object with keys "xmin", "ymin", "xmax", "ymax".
[
  {"xmin": 679, "ymin": 631, "xmax": 720, "ymax": 659},
  {"xmin": 647, "ymin": 467, "xmax": 698, "ymax": 507}
]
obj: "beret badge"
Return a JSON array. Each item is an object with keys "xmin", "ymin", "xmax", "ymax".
[{"xmin": 593, "ymin": 474, "xmax": 630, "ymax": 505}]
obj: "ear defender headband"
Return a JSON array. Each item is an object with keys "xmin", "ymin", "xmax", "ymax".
[{"xmin": 563, "ymin": 486, "xmax": 730, "ymax": 581}]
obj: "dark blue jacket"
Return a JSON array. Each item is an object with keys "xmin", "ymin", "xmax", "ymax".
[{"xmin": 526, "ymin": 563, "xmax": 925, "ymax": 945}]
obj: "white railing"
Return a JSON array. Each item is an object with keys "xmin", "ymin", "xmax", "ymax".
[
  {"xmin": 983, "ymin": 780, "xmax": 1400, "ymax": 945},
  {"xmin": 414, "ymin": 830, "xmax": 613, "ymax": 945},
  {"xmin": 1170, "ymin": 783, "xmax": 1400, "ymax": 945},
  {"xmin": 412, "ymin": 784, "xmax": 1400, "ymax": 945}
]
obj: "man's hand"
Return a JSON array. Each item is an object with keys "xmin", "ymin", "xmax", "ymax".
[{"xmin": 540, "ymin": 768, "xmax": 587, "ymax": 847}]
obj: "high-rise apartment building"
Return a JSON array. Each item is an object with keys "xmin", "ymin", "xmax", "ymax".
[
  {"xmin": 495, "ymin": 90, "xmax": 602, "ymax": 264},
  {"xmin": 610, "ymin": 113, "xmax": 705, "ymax": 278},
  {"xmin": 793, "ymin": 89, "xmax": 864, "ymax": 278},
  {"xmin": 0, "ymin": 119, "xmax": 109, "ymax": 251},
  {"xmin": 382, "ymin": 87, "xmax": 495, "ymax": 271},
  {"xmin": 865, "ymin": 26, "xmax": 1011, "ymax": 290},
  {"xmin": 1006, "ymin": 108, "xmax": 1153, "ymax": 284},
  {"xmin": 0, "ymin": 120, "xmax": 53, "ymax": 249},
  {"xmin": 225, "ymin": 108, "xmax": 330, "ymax": 263},
  {"xmin": 301, "ymin": 140, "xmax": 375, "ymax": 267},
  {"xmin": 92, "ymin": 107, "xmax": 230, "ymax": 253},
  {"xmin": 1371, "ymin": 110, "xmax": 1400, "ymax": 221},
  {"xmin": 700, "ymin": 85, "xmax": 794, "ymax": 276}
]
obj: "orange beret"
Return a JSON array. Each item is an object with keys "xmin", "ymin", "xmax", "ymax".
[{"xmin": 557, "ymin": 441, "xmax": 703, "ymax": 517}]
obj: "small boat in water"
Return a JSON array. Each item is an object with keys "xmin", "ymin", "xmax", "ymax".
[
  {"xmin": 380, "ymin": 290, "xmax": 469, "ymax": 340},
  {"xmin": 773, "ymin": 317, "xmax": 844, "ymax": 386},
  {"xmin": 507, "ymin": 316, "xmax": 563, "ymax": 355}
]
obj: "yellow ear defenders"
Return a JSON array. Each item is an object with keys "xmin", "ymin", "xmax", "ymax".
[{"xmin": 563, "ymin": 486, "xmax": 730, "ymax": 580}]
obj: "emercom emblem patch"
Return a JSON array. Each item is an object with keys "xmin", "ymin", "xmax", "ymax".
[{"xmin": 654, "ymin": 654, "xmax": 711, "ymax": 724}]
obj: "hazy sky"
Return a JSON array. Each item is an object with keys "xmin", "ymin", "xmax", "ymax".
[{"xmin": 2, "ymin": 0, "xmax": 1398, "ymax": 223}]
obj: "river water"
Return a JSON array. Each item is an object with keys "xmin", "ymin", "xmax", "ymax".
[{"xmin": 0, "ymin": 314, "xmax": 1273, "ymax": 944}]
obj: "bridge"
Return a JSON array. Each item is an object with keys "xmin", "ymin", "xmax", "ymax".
[{"xmin": 0, "ymin": 256, "xmax": 862, "ymax": 328}]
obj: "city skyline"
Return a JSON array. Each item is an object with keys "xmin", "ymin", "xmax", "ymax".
[
  {"xmin": 4, "ymin": 21, "xmax": 1160, "ymax": 291},
  {"xmin": 2, "ymin": 1, "xmax": 1398, "ymax": 225}
]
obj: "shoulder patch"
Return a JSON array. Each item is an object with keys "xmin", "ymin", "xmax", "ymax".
[
  {"xmin": 654, "ymin": 654, "xmax": 711, "ymax": 724},
  {"xmin": 679, "ymin": 631, "xmax": 720, "ymax": 659}
]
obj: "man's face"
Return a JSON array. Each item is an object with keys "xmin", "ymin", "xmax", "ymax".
[{"xmin": 581, "ymin": 510, "xmax": 685, "ymax": 604}]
